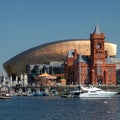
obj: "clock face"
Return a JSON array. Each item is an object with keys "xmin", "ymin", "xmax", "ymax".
[{"xmin": 96, "ymin": 43, "xmax": 101, "ymax": 48}]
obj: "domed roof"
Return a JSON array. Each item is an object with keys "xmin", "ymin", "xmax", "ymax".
[{"xmin": 3, "ymin": 39, "xmax": 116, "ymax": 75}]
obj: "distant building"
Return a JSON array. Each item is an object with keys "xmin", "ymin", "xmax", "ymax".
[
  {"xmin": 26, "ymin": 61, "xmax": 64, "ymax": 84},
  {"xmin": 64, "ymin": 24, "xmax": 116, "ymax": 85},
  {"xmin": 2, "ymin": 24, "xmax": 118, "ymax": 85},
  {"xmin": 112, "ymin": 58, "xmax": 120, "ymax": 84},
  {"xmin": 0, "ymin": 75, "xmax": 10, "ymax": 87},
  {"xmin": 3, "ymin": 39, "xmax": 116, "ymax": 76}
]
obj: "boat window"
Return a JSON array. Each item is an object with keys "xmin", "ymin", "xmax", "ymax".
[
  {"xmin": 91, "ymin": 91, "xmax": 96, "ymax": 93},
  {"xmin": 96, "ymin": 90, "xmax": 101, "ymax": 92},
  {"xmin": 81, "ymin": 91, "xmax": 87, "ymax": 93}
]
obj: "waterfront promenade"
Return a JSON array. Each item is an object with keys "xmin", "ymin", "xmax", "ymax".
[{"xmin": 10, "ymin": 84, "xmax": 120, "ymax": 96}]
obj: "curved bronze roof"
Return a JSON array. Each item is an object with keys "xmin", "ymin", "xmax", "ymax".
[{"xmin": 3, "ymin": 39, "xmax": 116, "ymax": 75}]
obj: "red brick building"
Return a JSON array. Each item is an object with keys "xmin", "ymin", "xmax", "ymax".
[{"xmin": 64, "ymin": 24, "xmax": 116, "ymax": 85}]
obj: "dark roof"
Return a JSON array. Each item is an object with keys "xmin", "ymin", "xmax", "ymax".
[{"xmin": 93, "ymin": 23, "xmax": 101, "ymax": 34}]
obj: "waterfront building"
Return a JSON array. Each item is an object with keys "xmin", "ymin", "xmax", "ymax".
[
  {"xmin": 26, "ymin": 61, "xmax": 64, "ymax": 84},
  {"xmin": 64, "ymin": 24, "xmax": 116, "ymax": 85},
  {"xmin": 2, "ymin": 24, "xmax": 118, "ymax": 85},
  {"xmin": 0, "ymin": 75, "xmax": 10, "ymax": 87}
]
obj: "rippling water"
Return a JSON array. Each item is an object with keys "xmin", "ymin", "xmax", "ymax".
[{"xmin": 0, "ymin": 96, "xmax": 120, "ymax": 120}]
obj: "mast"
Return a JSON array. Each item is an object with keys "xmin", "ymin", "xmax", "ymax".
[{"xmin": 78, "ymin": 45, "xmax": 81, "ymax": 85}]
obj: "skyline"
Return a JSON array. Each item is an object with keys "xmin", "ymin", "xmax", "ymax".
[{"xmin": 0, "ymin": 0, "xmax": 120, "ymax": 74}]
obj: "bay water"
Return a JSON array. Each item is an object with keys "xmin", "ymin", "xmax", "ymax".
[{"xmin": 0, "ymin": 96, "xmax": 120, "ymax": 120}]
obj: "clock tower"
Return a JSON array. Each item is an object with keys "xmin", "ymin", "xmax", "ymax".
[{"xmin": 90, "ymin": 24, "xmax": 105, "ymax": 84}]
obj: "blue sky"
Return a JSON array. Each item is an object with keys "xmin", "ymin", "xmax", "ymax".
[{"xmin": 0, "ymin": 0, "xmax": 120, "ymax": 73}]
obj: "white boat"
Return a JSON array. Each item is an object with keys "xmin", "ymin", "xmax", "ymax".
[
  {"xmin": 0, "ymin": 93, "xmax": 11, "ymax": 99},
  {"xmin": 74, "ymin": 85, "xmax": 118, "ymax": 98}
]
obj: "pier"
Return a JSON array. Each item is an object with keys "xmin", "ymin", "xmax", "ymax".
[{"xmin": 7, "ymin": 84, "xmax": 120, "ymax": 96}]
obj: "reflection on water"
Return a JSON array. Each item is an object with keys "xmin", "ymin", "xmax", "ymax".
[{"xmin": 0, "ymin": 96, "xmax": 120, "ymax": 120}]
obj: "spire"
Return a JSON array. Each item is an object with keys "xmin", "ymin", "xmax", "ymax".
[
  {"xmin": 68, "ymin": 50, "xmax": 74, "ymax": 57},
  {"xmin": 106, "ymin": 56, "xmax": 112, "ymax": 63},
  {"xmin": 94, "ymin": 23, "xmax": 101, "ymax": 34},
  {"xmin": 78, "ymin": 54, "xmax": 85, "ymax": 63}
]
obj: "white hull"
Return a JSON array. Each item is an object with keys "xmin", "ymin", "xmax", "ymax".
[
  {"xmin": 77, "ymin": 91, "xmax": 117, "ymax": 98},
  {"xmin": 75, "ymin": 85, "xmax": 118, "ymax": 98}
]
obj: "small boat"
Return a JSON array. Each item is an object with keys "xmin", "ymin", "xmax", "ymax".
[
  {"xmin": 74, "ymin": 85, "xmax": 118, "ymax": 98},
  {"xmin": 30, "ymin": 91, "xmax": 49, "ymax": 96},
  {"xmin": 0, "ymin": 96, "xmax": 11, "ymax": 99},
  {"xmin": 60, "ymin": 93, "xmax": 74, "ymax": 98},
  {"xmin": 60, "ymin": 88, "xmax": 81, "ymax": 98},
  {"xmin": 0, "ymin": 93, "xmax": 11, "ymax": 99}
]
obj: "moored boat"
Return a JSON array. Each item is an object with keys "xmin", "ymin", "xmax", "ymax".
[
  {"xmin": 75, "ymin": 84, "xmax": 118, "ymax": 98},
  {"xmin": 0, "ymin": 93, "xmax": 11, "ymax": 99},
  {"xmin": 60, "ymin": 93, "xmax": 74, "ymax": 98},
  {"xmin": 0, "ymin": 96, "xmax": 11, "ymax": 99}
]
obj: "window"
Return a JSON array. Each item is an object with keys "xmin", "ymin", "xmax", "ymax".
[
  {"xmin": 108, "ymin": 67, "xmax": 113, "ymax": 74},
  {"xmin": 108, "ymin": 76, "xmax": 112, "ymax": 82}
]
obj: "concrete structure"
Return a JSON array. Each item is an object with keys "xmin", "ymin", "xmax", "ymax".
[{"xmin": 64, "ymin": 24, "xmax": 116, "ymax": 85}]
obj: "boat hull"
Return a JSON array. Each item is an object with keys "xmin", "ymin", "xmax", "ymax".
[
  {"xmin": 0, "ymin": 96, "xmax": 11, "ymax": 99},
  {"xmin": 76, "ymin": 92, "xmax": 117, "ymax": 98}
]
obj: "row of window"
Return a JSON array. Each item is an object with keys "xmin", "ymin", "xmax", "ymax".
[{"xmin": 77, "ymin": 66, "xmax": 115, "ymax": 75}]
